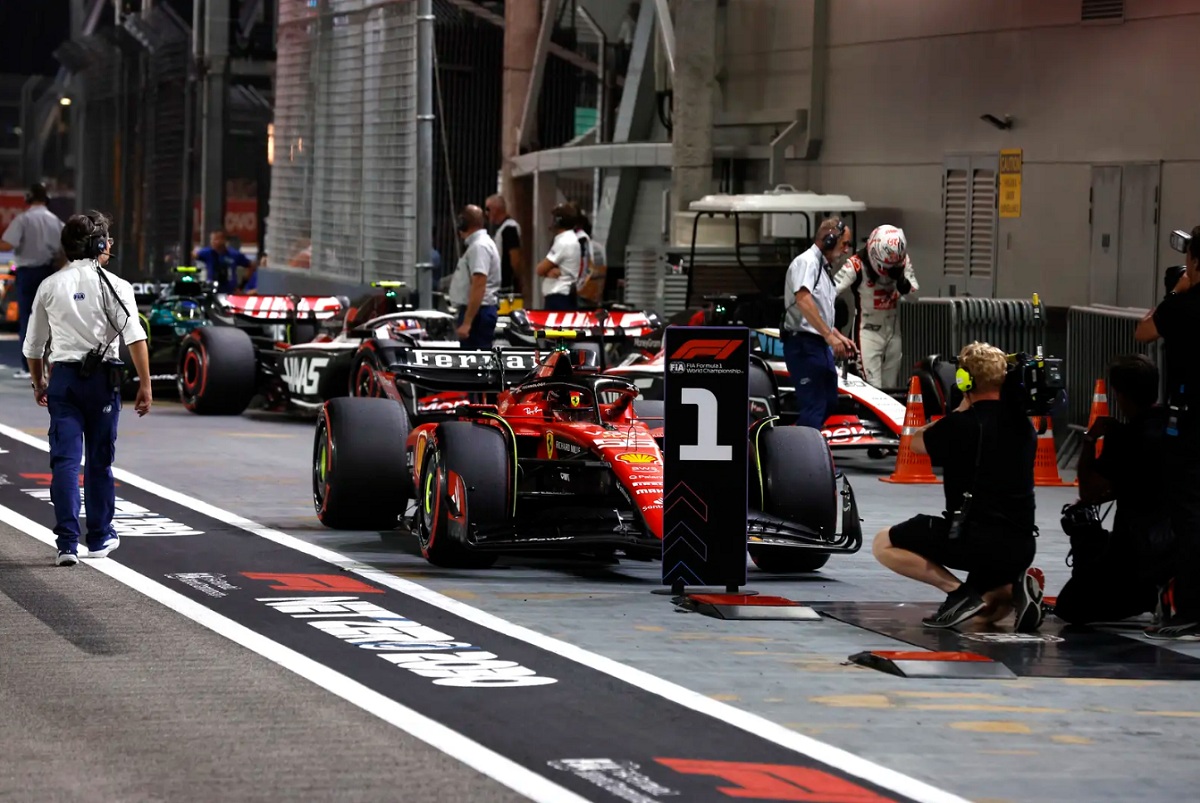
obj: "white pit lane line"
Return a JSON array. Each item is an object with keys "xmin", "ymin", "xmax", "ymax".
[{"xmin": 0, "ymin": 422, "xmax": 967, "ymax": 803}]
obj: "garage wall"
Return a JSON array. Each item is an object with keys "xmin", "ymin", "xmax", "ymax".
[{"xmin": 715, "ymin": 0, "xmax": 1200, "ymax": 307}]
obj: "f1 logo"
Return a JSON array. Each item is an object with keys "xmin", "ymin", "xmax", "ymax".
[{"xmin": 669, "ymin": 340, "xmax": 740, "ymax": 361}]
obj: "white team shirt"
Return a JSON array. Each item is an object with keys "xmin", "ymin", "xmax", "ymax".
[
  {"xmin": 783, "ymin": 243, "xmax": 836, "ymax": 337},
  {"xmin": 448, "ymin": 229, "xmax": 502, "ymax": 307},
  {"xmin": 22, "ymin": 259, "xmax": 147, "ymax": 364},
  {"xmin": 2, "ymin": 205, "xmax": 64, "ymax": 267},
  {"xmin": 543, "ymin": 229, "xmax": 581, "ymax": 298}
]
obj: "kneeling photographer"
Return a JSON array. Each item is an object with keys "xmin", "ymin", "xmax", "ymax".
[
  {"xmin": 1134, "ymin": 224, "xmax": 1200, "ymax": 640},
  {"xmin": 1056, "ymin": 356, "xmax": 1170, "ymax": 625},
  {"xmin": 873, "ymin": 342, "xmax": 1043, "ymax": 631}
]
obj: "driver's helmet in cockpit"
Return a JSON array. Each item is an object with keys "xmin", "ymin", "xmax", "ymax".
[{"xmin": 547, "ymin": 386, "xmax": 595, "ymax": 421}]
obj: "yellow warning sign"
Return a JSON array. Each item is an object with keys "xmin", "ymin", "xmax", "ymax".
[{"xmin": 999, "ymin": 148, "xmax": 1022, "ymax": 219}]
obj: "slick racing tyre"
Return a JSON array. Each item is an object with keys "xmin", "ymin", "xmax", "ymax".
[
  {"xmin": 178, "ymin": 327, "xmax": 257, "ymax": 415},
  {"xmin": 416, "ymin": 421, "xmax": 509, "ymax": 569},
  {"xmin": 750, "ymin": 425, "xmax": 836, "ymax": 573},
  {"xmin": 314, "ymin": 396, "xmax": 411, "ymax": 530}
]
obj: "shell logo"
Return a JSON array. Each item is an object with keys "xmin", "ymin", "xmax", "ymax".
[{"xmin": 616, "ymin": 452, "xmax": 657, "ymax": 464}]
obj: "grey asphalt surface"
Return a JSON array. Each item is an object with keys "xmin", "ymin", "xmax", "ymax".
[
  {"xmin": 2, "ymin": 336, "xmax": 1199, "ymax": 803},
  {"xmin": 0, "ymin": 520, "xmax": 525, "ymax": 803}
]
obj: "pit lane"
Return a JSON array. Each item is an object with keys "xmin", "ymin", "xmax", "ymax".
[{"xmin": 1, "ymin": 350, "xmax": 1198, "ymax": 802}]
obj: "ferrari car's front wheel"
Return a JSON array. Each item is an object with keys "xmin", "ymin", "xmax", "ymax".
[
  {"xmin": 415, "ymin": 422, "xmax": 507, "ymax": 569},
  {"xmin": 313, "ymin": 397, "xmax": 411, "ymax": 530},
  {"xmin": 750, "ymin": 424, "xmax": 836, "ymax": 574},
  {"xmin": 178, "ymin": 327, "xmax": 257, "ymax": 415}
]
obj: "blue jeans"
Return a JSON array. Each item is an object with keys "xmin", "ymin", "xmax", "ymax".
[
  {"xmin": 16, "ymin": 264, "xmax": 54, "ymax": 371},
  {"xmin": 456, "ymin": 304, "xmax": 499, "ymax": 350},
  {"xmin": 46, "ymin": 362, "xmax": 121, "ymax": 553},
  {"xmin": 782, "ymin": 331, "xmax": 838, "ymax": 429}
]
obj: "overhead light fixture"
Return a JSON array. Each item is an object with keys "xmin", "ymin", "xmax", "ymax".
[
  {"xmin": 59, "ymin": 97, "xmax": 72, "ymax": 106},
  {"xmin": 267, "ymin": 123, "xmax": 275, "ymax": 166}
]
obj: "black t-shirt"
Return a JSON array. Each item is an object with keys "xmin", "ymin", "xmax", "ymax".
[
  {"xmin": 1153, "ymin": 284, "xmax": 1200, "ymax": 427},
  {"xmin": 923, "ymin": 400, "xmax": 1037, "ymax": 533},
  {"xmin": 497, "ymin": 220, "xmax": 521, "ymax": 289},
  {"xmin": 1094, "ymin": 408, "xmax": 1172, "ymax": 544}
]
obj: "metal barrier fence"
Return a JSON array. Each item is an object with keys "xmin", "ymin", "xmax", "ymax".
[
  {"xmin": 268, "ymin": 0, "xmax": 420, "ymax": 284},
  {"xmin": 899, "ymin": 297, "xmax": 1040, "ymax": 371},
  {"xmin": 1066, "ymin": 304, "xmax": 1165, "ymax": 426}
]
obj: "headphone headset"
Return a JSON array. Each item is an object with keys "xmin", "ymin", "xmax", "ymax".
[
  {"xmin": 456, "ymin": 213, "xmax": 470, "ymax": 233},
  {"xmin": 820, "ymin": 219, "xmax": 846, "ymax": 251},
  {"xmin": 83, "ymin": 213, "xmax": 109, "ymax": 259},
  {"xmin": 955, "ymin": 366, "xmax": 974, "ymax": 393}
]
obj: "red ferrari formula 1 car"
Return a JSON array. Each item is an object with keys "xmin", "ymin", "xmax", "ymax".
[{"xmin": 313, "ymin": 334, "xmax": 861, "ymax": 572}]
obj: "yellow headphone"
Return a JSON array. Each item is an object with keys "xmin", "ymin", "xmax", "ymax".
[{"xmin": 955, "ymin": 366, "xmax": 973, "ymax": 393}]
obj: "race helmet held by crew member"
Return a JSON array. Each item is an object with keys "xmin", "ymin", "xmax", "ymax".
[{"xmin": 867, "ymin": 225, "xmax": 908, "ymax": 277}]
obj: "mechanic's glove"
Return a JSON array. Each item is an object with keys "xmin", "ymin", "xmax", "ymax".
[{"xmin": 895, "ymin": 277, "xmax": 912, "ymax": 295}]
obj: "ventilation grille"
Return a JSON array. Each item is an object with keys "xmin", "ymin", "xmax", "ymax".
[{"xmin": 1082, "ymin": 0, "xmax": 1123, "ymax": 22}]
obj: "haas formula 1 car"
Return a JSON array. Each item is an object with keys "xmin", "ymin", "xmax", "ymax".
[
  {"xmin": 179, "ymin": 287, "xmax": 662, "ymax": 416},
  {"xmin": 313, "ymin": 333, "xmax": 861, "ymax": 572}
]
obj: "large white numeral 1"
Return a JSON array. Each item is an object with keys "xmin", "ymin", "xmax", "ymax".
[{"xmin": 679, "ymin": 387, "xmax": 731, "ymax": 461}]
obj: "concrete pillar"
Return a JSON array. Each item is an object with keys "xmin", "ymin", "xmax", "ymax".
[
  {"xmin": 501, "ymin": 0, "xmax": 539, "ymax": 296},
  {"xmin": 200, "ymin": 0, "xmax": 231, "ymax": 240},
  {"xmin": 670, "ymin": 0, "xmax": 717, "ymax": 227}
]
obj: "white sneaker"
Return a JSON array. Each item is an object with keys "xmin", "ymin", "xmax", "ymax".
[
  {"xmin": 86, "ymin": 535, "xmax": 120, "ymax": 558},
  {"xmin": 56, "ymin": 551, "xmax": 79, "ymax": 567},
  {"xmin": 13, "ymin": 370, "xmax": 31, "ymax": 379}
]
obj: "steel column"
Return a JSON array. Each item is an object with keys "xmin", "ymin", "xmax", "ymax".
[
  {"xmin": 200, "ymin": 0, "xmax": 229, "ymax": 241},
  {"xmin": 416, "ymin": 0, "xmax": 435, "ymax": 309}
]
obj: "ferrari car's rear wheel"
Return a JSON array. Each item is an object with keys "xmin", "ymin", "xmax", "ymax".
[
  {"xmin": 416, "ymin": 422, "xmax": 507, "ymax": 569},
  {"xmin": 351, "ymin": 349, "xmax": 387, "ymax": 398},
  {"xmin": 313, "ymin": 397, "xmax": 411, "ymax": 530},
  {"xmin": 750, "ymin": 425, "xmax": 835, "ymax": 573},
  {"xmin": 178, "ymin": 327, "xmax": 257, "ymax": 415}
]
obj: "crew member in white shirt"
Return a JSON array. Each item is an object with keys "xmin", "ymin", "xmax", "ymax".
[
  {"xmin": 1, "ymin": 183, "xmax": 64, "ymax": 378},
  {"xmin": 448, "ymin": 204, "xmax": 502, "ymax": 348},
  {"xmin": 23, "ymin": 211, "xmax": 152, "ymax": 567},
  {"xmin": 535, "ymin": 202, "xmax": 581, "ymax": 310},
  {"xmin": 781, "ymin": 217, "xmax": 857, "ymax": 429}
]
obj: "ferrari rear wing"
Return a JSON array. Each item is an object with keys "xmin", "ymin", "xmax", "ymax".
[{"xmin": 386, "ymin": 346, "xmax": 543, "ymax": 392}]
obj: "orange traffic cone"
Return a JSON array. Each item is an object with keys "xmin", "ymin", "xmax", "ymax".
[
  {"xmin": 1071, "ymin": 379, "xmax": 1109, "ymax": 486},
  {"xmin": 1084, "ymin": 379, "xmax": 1108, "ymax": 458},
  {"xmin": 1032, "ymin": 416, "xmax": 1073, "ymax": 486},
  {"xmin": 882, "ymin": 376, "xmax": 940, "ymax": 484}
]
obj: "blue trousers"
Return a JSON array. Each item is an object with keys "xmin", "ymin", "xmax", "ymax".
[
  {"xmin": 543, "ymin": 293, "xmax": 576, "ymax": 311},
  {"xmin": 456, "ymin": 304, "xmax": 499, "ymax": 350},
  {"xmin": 16, "ymin": 264, "xmax": 54, "ymax": 371},
  {"xmin": 46, "ymin": 362, "xmax": 121, "ymax": 553},
  {"xmin": 782, "ymin": 331, "xmax": 838, "ymax": 430}
]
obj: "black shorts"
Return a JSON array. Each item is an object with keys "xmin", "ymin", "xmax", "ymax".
[{"xmin": 889, "ymin": 514, "xmax": 1036, "ymax": 593}]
